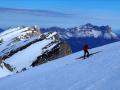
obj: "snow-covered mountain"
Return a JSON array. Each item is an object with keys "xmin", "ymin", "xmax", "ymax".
[
  {"xmin": 0, "ymin": 40, "xmax": 120, "ymax": 90},
  {"xmin": 0, "ymin": 26, "xmax": 42, "ymax": 58},
  {"xmin": 0, "ymin": 26, "xmax": 72, "ymax": 73},
  {"xmin": 115, "ymin": 30, "xmax": 120, "ymax": 38},
  {"xmin": 41, "ymin": 23, "xmax": 120, "ymax": 52},
  {"xmin": 0, "ymin": 28, "xmax": 4, "ymax": 33},
  {"xmin": 42, "ymin": 23, "xmax": 119, "ymax": 39}
]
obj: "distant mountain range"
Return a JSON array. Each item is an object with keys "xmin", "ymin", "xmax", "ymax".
[
  {"xmin": 0, "ymin": 28, "xmax": 4, "ymax": 33},
  {"xmin": 41, "ymin": 23, "xmax": 120, "ymax": 52},
  {"xmin": 115, "ymin": 30, "xmax": 120, "ymax": 38}
]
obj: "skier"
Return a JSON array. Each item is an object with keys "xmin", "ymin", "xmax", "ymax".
[{"xmin": 83, "ymin": 44, "xmax": 90, "ymax": 59}]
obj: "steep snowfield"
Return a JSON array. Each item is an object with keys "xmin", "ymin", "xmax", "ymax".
[
  {"xmin": 0, "ymin": 26, "xmax": 41, "ymax": 57},
  {"xmin": 5, "ymin": 39, "xmax": 56, "ymax": 72},
  {"xmin": 0, "ymin": 41, "xmax": 120, "ymax": 90},
  {"xmin": 0, "ymin": 27, "xmax": 28, "ymax": 41}
]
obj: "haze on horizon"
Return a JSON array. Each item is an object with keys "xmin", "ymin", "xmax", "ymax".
[{"xmin": 0, "ymin": 0, "xmax": 120, "ymax": 30}]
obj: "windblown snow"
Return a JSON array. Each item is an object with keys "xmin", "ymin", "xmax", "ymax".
[{"xmin": 0, "ymin": 40, "xmax": 120, "ymax": 90}]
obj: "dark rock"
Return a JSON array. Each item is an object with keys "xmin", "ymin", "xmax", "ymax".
[
  {"xmin": 32, "ymin": 41, "xmax": 72, "ymax": 67},
  {"xmin": 3, "ymin": 62, "xmax": 13, "ymax": 71}
]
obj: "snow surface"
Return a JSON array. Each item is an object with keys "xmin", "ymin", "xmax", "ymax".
[
  {"xmin": 0, "ymin": 26, "xmax": 59, "ymax": 73},
  {"xmin": 92, "ymin": 30, "xmax": 102, "ymax": 38},
  {"xmin": 0, "ymin": 26, "xmax": 41, "ymax": 57},
  {"xmin": 0, "ymin": 65, "xmax": 12, "ymax": 78},
  {"xmin": 0, "ymin": 27, "xmax": 29, "ymax": 41},
  {"xmin": 0, "ymin": 41, "xmax": 120, "ymax": 90},
  {"xmin": 46, "ymin": 32, "xmax": 57, "ymax": 39},
  {"xmin": 4, "ymin": 39, "xmax": 55, "ymax": 72},
  {"xmin": 0, "ymin": 27, "xmax": 21, "ymax": 37}
]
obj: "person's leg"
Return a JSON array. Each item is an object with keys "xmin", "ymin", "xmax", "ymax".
[
  {"xmin": 84, "ymin": 50, "xmax": 87, "ymax": 59},
  {"xmin": 87, "ymin": 50, "xmax": 89, "ymax": 57}
]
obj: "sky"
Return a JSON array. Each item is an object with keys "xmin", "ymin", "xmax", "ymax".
[{"xmin": 0, "ymin": 0, "xmax": 120, "ymax": 30}]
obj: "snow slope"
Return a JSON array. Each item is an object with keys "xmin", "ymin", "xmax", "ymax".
[
  {"xmin": 5, "ymin": 39, "xmax": 56, "ymax": 72},
  {"xmin": 0, "ymin": 41, "xmax": 120, "ymax": 90},
  {"xmin": 0, "ymin": 26, "xmax": 41, "ymax": 57},
  {"xmin": 0, "ymin": 66, "xmax": 11, "ymax": 78}
]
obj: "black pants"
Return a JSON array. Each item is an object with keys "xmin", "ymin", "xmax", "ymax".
[{"xmin": 84, "ymin": 50, "xmax": 89, "ymax": 59}]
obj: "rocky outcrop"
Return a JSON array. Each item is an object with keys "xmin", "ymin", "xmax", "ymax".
[
  {"xmin": 32, "ymin": 41, "xmax": 72, "ymax": 66},
  {"xmin": 0, "ymin": 26, "xmax": 72, "ymax": 72}
]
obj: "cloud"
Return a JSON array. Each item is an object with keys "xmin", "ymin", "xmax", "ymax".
[{"xmin": 0, "ymin": 7, "xmax": 74, "ymax": 18}]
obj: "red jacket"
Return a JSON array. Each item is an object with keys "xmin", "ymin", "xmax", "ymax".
[{"xmin": 83, "ymin": 44, "xmax": 89, "ymax": 51}]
